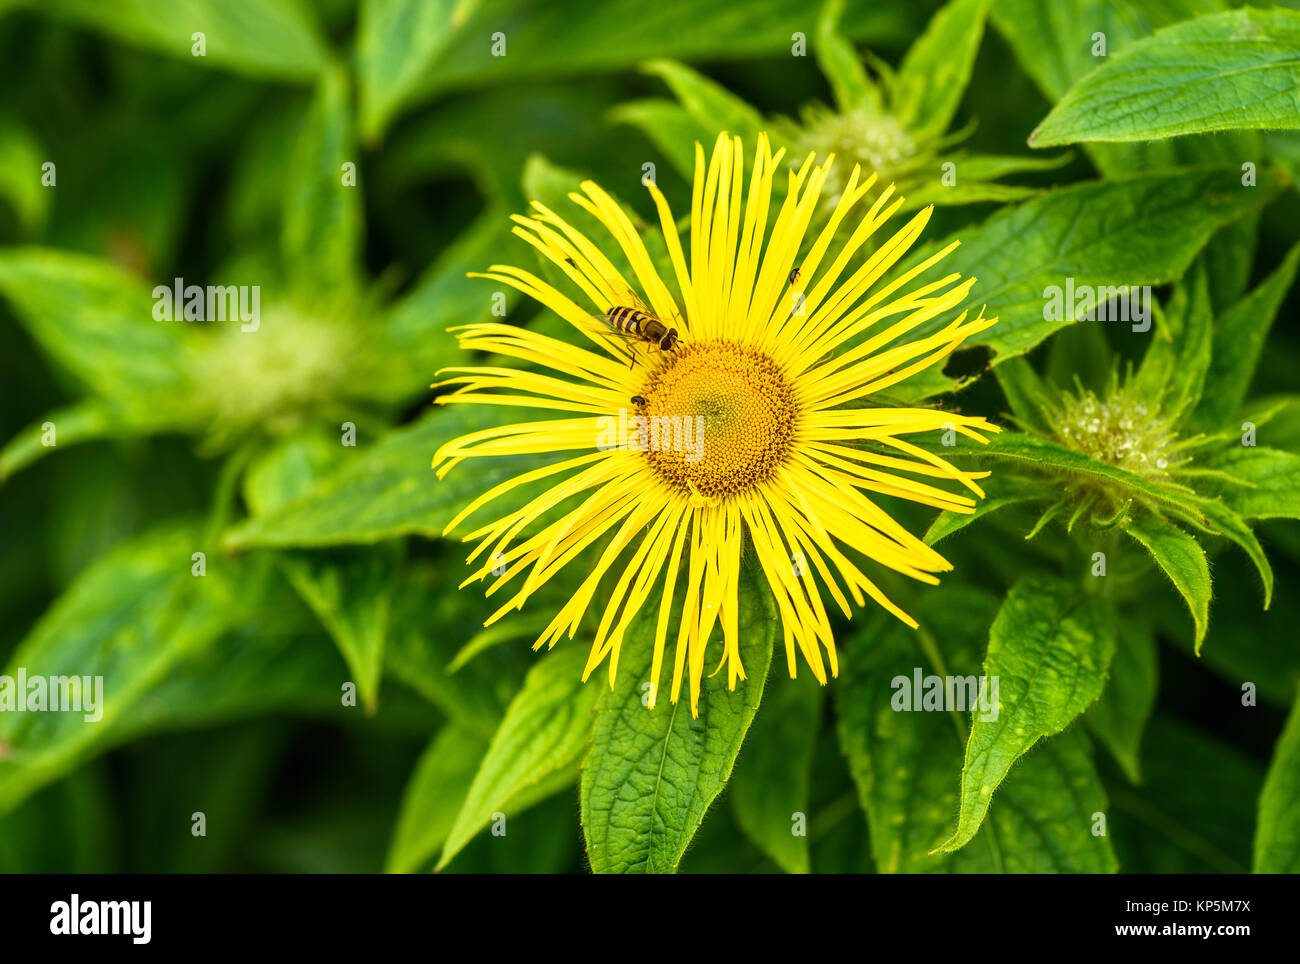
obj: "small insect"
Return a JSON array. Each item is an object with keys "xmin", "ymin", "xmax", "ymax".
[
  {"xmin": 788, "ymin": 266, "xmax": 802, "ymax": 285},
  {"xmin": 598, "ymin": 289, "xmax": 681, "ymax": 367},
  {"xmin": 630, "ymin": 395, "xmax": 647, "ymax": 407},
  {"xmin": 564, "ymin": 257, "xmax": 576, "ymax": 267}
]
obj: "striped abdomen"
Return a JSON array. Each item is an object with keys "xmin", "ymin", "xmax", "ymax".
[{"xmin": 606, "ymin": 306, "xmax": 668, "ymax": 341}]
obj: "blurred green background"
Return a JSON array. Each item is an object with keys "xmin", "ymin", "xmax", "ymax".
[{"xmin": 1, "ymin": 0, "xmax": 1298, "ymax": 874}]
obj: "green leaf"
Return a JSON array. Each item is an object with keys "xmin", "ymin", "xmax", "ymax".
[
  {"xmin": 0, "ymin": 117, "xmax": 47, "ymax": 232},
  {"xmin": 912, "ymin": 168, "xmax": 1279, "ymax": 362},
  {"xmin": 729, "ymin": 672, "xmax": 823, "ymax": 874},
  {"xmin": 382, "ymin": 563, "xmax": 521, "ymax": 740},
  {"xmin": 837, "ymin": 589, "xmax": 1117, "ymax": 872},
  {"xmin": 37, "ymin": 0, "xmax": 331, "ymax": 81},
  {"xmin": 1196, "ymin": 447, "xmax": 1300, "ymax": 521},
  {"xmin": 1196, "ymin": 497, "xmax": 1272, "ymax": 608},
  {"xmin": 222, "ymin": 403, "xmax": 550, "ymax": 549},
  {"xmin": 814, "ymin": 0, "xmax": 880, "ymax": 112},
  {"xmin": 994, "ymin": 0, "xmax": 1258, "ymax": 176},
  {"xmin": 1133, "ymin": 259, "xmax": 1212, "ymax": 420},
  {"xmin": 609, "ymin": 100, "xmax": 711, "ymax": 182},
  {"xmin": 0, "ymin": 522, "xmax": 267, "ymax": 813},
  {"xmin": 0, "ymin": 248, "xmax": 195, "ymax": 408},
  {"xmin": 836, "ymin": 604, "xmax": 999, "ymax": 872},
  {"xmin": 1031, "ymin": 9, "xmax": 1300, "ymax": 148},
  {"xmin": 581, "ymin": 568, "xmax": 776, "ymax": 874},
  {"xmin": 924, "ymin": 472, "xmax": 1050, "ymax": 545},
  {"xmin": 642, "ymin": 60, "xmax": 763, "ymax": 148},
  {"xmin": 1123, "ymin": 515, "xmax": 1211, "ymax": 649},
  {"xmin": 0, "ymin": 401, "xmax": 179, "ymax": 482},
  {"xmin": 242, "ymin": 433, "xmax": 344, "ymax": 518},
  {"xmin": 279, "ymin": 545, "xmax": 401, "ymax": 713},
  {"xmin": 282, "ymin": 67, "xmax": 362, "ymax": 292},
  {"xmin": 385, "ymin": 726, "xmax": 487, "ymax": 873},
  {"xmin": 992, "ymin": 0, "xmax": 1158, "ymax": 104},
  {"xmin": 992, "ymin": 356, "xmax": 1054, "ymax": 434},
  {"xmin": 404, "ymin": 0, "xmax": 917, "ymax": 99},
  {"xmin": 1194, "ymin": 241, "xmax": 1300, "ymax": 428},
  {"xmin": 893, "ymin": 0, "xmax": 989, "ymax": 139},
  {"xmin": 438, "ymin": 646, "xmax": 596, "ymax": 869},
  {"xmin": 1255, "ymin": 684, "xmax": 1300, "ymax": 873},
  {"xmin": 960, "ymin": 431, "xmax": 1206, "ymax": 517},
  {"xmin": 357, "ymin": 0, "xmax": 482, "ymax": 143},
  {"xmin": 1203, "ymin": 212, "xmax": 1258, "ymax": 313},
  {"xmin": 992, "ymin": 729, "xmax": 1118, "ymax": 872},
  {"xmin": 937, "ymin": 574, "xmax": 1116, "ymax": 853},
  {"xmin": 1085, "ymin": 622, "xmax": 1158, "ymax": 783},
  {"xmin": 943, "ymin": 152, "xmax": 1074, "ymax": 181}
]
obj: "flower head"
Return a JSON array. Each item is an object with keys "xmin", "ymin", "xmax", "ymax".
[{"xmin": 432, "ymin": 132, "xmax": 998, "ymax": 714}]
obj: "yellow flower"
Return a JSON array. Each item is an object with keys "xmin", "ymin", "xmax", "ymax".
[{"xmin": 432, "ymin": 132, "xmax": 998, "ymax": 715}]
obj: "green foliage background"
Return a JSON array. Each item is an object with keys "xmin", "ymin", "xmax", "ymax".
[{"xmin": 1, "ymin": 0, "xmax": 1298, "ymax": 874}]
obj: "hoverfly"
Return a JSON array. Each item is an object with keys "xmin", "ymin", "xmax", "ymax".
[{"xmin": 595, "ymin": 288, "xmax": 682, "ymax": 367}]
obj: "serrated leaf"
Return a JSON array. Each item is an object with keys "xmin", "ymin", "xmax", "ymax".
[
  {"xmin": 1194, "ymin": 241, "xmax": 1300, "ymax": 428},
  {"xmin": 908, "ymin": 169, "xmax": 1278, "ymax": 362},
  {"xmin": 994, "ymin": 0, "xmax": 1262, "ymax": 177},
  {"xmin": 222, "ymin": 404, "xmax": 550, "ymax": 549},
  {"xmin": 1196, "ymin": 497, "xmax": 1272, "ymax": 608},
  {"xmin": 1196, "ymin": 447, "xmax": 1300, "ymax": 521},
  {"xmin": 437, "ymin": 646, "xmax": 596, "ymax": 869},
  {"xmin": 1123, "ymin": 515, "xmax": 1210, "ymax": 649},
  {"xmin": 959, "ymin": 431, "xmax": 1205, "ymax": 516},
  {"xmin": 729, "ymin": 672, "xmax": 823, "ymax": 874},
  {"xmin": 581, "ymin": 568, "xmax": 776, "ymax": 874},
  {"xmin": 1031, "ymin": 10, "xmax": 1300, "ymax": 148},
  {"xmin": 937, "ymin": 575, "xmax": 1116, "ymax": 853},
  {"xmin": 837, "ymin": 589, "xmax": 1117, "ymax": 872},
  {"xmin": 385, "ymin": 726, "xmax": 487, "ymax": 873},
  {"xmin": 357, "ymin": 0, "xmax": 481, "ymax": 143},
  {"xmin": 992, "ymin": 728, "xmax": 1118, "ymax": 873},
  {"xmin": 893, "ymin": 0, "xmax": 989, "ymax": 139},
  {"xmin": 835, "ymin": 603, "xmax": 1000, "ymax": 872},
  {"xmin": 282, "ymin": 66, "xmax": 362, "ymax": 293},
  {"xmin": 279, "ymin": 546, "xmax": 400, "ymax": 713},
  {"xmin": 1255, "ymin": 685, "xmax": 1300, "ymax": 873},
  {"xmin": 1085, "ymin": 621, "xmax": 1158, "ymax": 783}
]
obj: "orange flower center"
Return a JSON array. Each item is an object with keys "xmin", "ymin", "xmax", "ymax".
[{"xmin": 638, "ymin": 341, "xmax": 798, "ymax": 499}]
